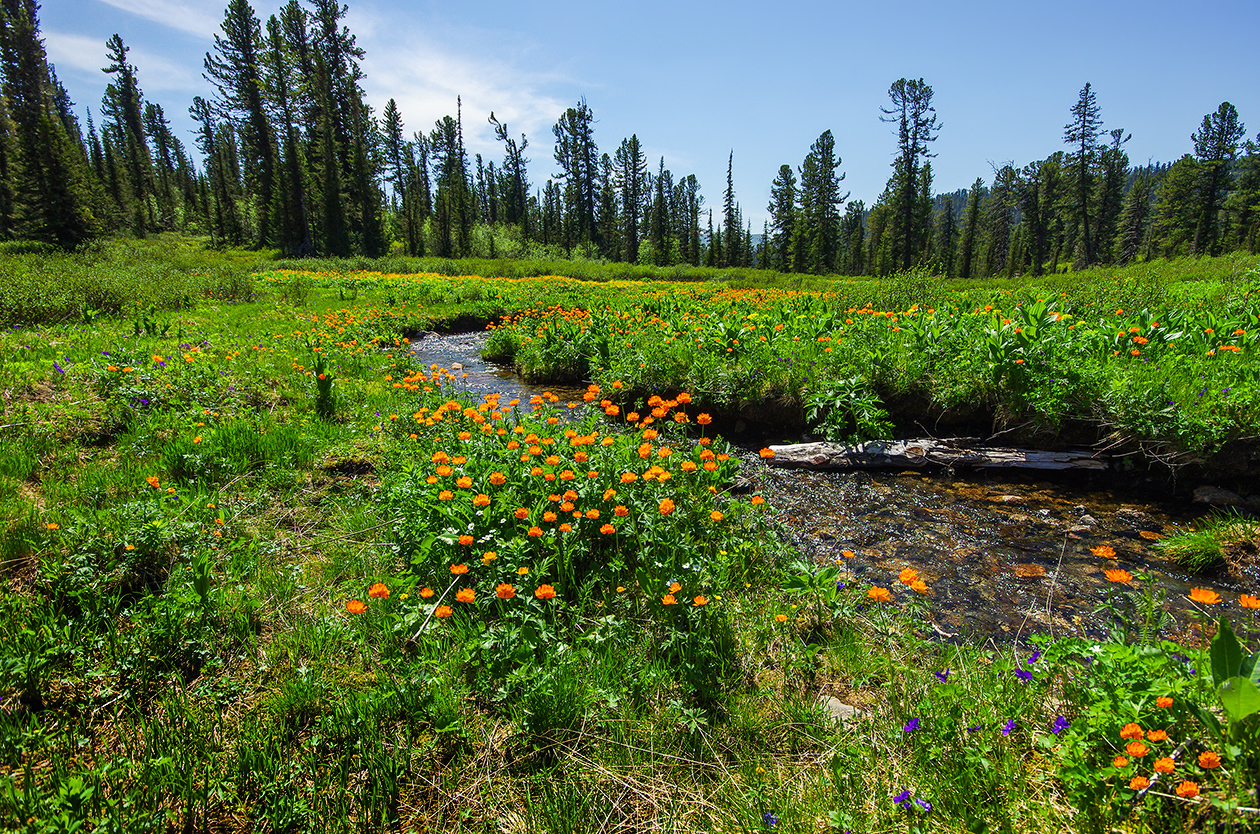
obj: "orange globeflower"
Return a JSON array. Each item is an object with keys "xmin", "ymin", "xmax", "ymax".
[
  {"xmin": 1125, "ymin": 741, "xmax": 1149, "ymax": 758},
  {"xmin": 693, "ymin": 595, "xmax": 708, "ymax": 606},
  {"xmin": 1104, "ymin": 568, "xmax": 1133, "ymax": 583},
  {"xmin": 438, "ymin": 490, "xmax": 454, "ymax": 501},
  {"xmin": 898, "ymin": 568, "xmax": 918, "ymax": 585},
  {"xmin": 1198, "ymin": 751, "xmax": 1221, "ymax": 769},
  {"xmin": 455, "ymin": 588, "xmax": 475, "ymax": 603},
  {"xmin": 1175, "ymin": 781, "xmax": 1199, "ymax": 799},
  {"xmin": 473, "ymin": 493, "xmax": 491, "ymax": 507},
  {"xmin": 709, "ymin": 510, "xmax": 724, "ymax": 522},
  {"xmin": 775, "ymin": 613, "xmax": 789, "ymax": 623},
  {"xmin": 420, "ymin": 587, "xmax": 435, "ymax": 598},
  {"xmin": 458, "ymin": 534, "xmax": 475, "ymax": 546},
  {"xmin": 146, "ymin": 475, "xmax": 161, "ymax": 489},
  {"xmin": 45, "ymin": 522, "xmax": 59, "ymax": 530},
  {"xmin": 659, "ymin": 498, "xmax": 676, "ymax": 515},
  {"xmin": 600, "ymin": 523, "xmax": 615, "ymax": 535},
  {"xmin": 496, "ymin": 583, "xmax": 516, "ymax": 600},
  {"xmin": 1113, "ymin": 756, "xmax": 1130, "ymax": 768},
  {"xmin": 751, "ymin": 496, "xmax": 765, "ymax": 506},
  {"xmin": 1129, "ymin": 776, "xmax": 1150, "ymax": 791},
  {"xmin": 909, "ymin": 579, "xmax": 929, "ymax": 594},
  {"xmin": 1156, "ymin": 696, "xmax": 1173, "ymax": 708},
  {"xmin": 489, "ymin": 472, "xmax": 507, "ymax": 485},
  {"xmin": 759, "ymin": 447, "xmax": 775, "ymax": 459},
  {"xmin": 1189, "ymin": 587, "xmax": 1222, "ymax": 605},
  {"xmin": 434, "ymin": 604, "xmax": 454, "ymax": 618},
  {"xmin": 1153, "ymin": 756, "xmax": 1175, "ymax": 774},
  {"xmin": 346, "ymin": 599, "xmax": 367, "ymax": 614},
  {"xmin": 535, "ymin": 584, "xmax": 557, "ymax": 600},
  {"xmin": 696, "ymin": 413, "xmax": 712, "ymax": 425},
  {"xmin": 1146, "ymin": 729, "xmax": 1168, "ymax": 742},
  {"xmin": 1120, "ymin": 723, "xmax": 1144, "ymax": 740},
  {"xmin": 1090, "ymin": 545, "xmax": 1117, "ymax": 559},
  {"xmin": 450, "ymin": 563, "xmax": 470, "ymax": 575},
  {"xmin": 368, "ymin": 582, "xmax": 390, "ymax": 599},
  {"xmin": 514, "ymin": 507, "xmax": 530, "ymax": 520},
  {"xmin": 527, "ymin": 526, "xmax": 544, "ymax": 537},
  {"xmin": 1242, "ymin": 594, "xmax": 1260, "ymax": 609},
  {"xmin": 661, "ymin": 594, "xmax": 677, "ymax": 605},
  {"xmin": 669, "ymin": 582, "xmax": 682, "ymax": 593},
  {"xmin": 867, "ymin": 586, "xmax": 891, "ymax": 602}
]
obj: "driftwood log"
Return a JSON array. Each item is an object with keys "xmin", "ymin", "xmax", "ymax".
[{"xmin": 767, "ymin": 438, "xmax": 1108, "ymax": 471}]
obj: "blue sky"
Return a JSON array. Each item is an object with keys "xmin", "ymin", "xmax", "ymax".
[{"xmin": 41, "ymin": 0, "xmax": 1260, "ymax": 229}]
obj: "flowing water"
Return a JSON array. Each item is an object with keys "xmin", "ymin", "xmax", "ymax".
[{"xmin": 411, "ymin": 331, "xmax": 1248, "ymax": 645}]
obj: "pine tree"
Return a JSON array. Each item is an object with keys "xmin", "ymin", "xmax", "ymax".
[
  {"xmin": 956, "ymin": 178, "xmax": 984, "ymax": 278},
  {"xmin": 0, "ymin": 0, "xmax": 97, "ymax": 247},
  {"xmin": 1150, "ymin": 155, "xmax": 1200, "ymax": 257},
  {"xmin": 1191, "ymin": 101, "xmax": 1246, "ymax": 255},
  {"xmin": 1064, "ymin": 82, "xmax": 1103, "ymax": 268},
  {"xmin": 879, "ymin": 78, "xmax": 939, "ymax": 270},
  {"xmin": 552, "ymin": 98, "xmax": 599, "ymax": 251},
  {"xmin": 722, "ymin": 151, "xmax": 738, "ymax": 268},
  {"xmin": 795, "ymin": 130, "xmax": 847, "ymax": 274},
  {"xmin": 101, "ymin": 34, "xmax": 155, "ymax": 234},
  {"xmin": 1093, "ymin": 128, "xmax": 1130, "ymax": 264},
  {"xmin": 489, "ymin": 111, "xmax": 529, "ymax": 229},
  {"xmin": 613, "ymin": 135, "xmax": 647, "ymax": 263},
  {"xmin": 1114, "ymin": 170, "xmax": 1155, "ymax": 265},
  {"xmin": 766, "ymin": 164, "xmax": 796, "ymax": 271}
]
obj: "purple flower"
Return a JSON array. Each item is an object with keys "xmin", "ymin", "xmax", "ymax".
[
  {"xmin": 934, "ymin": 669, "xmax": 949, "ymax": 684},
  {"xmin": 762, "ymin": 812, "xmax": 778, "ymax": 828},
  {"xmin": 1052, "ymin": 715, "xmax": 1070, "ymax": 735},
  {"xmin": 1026, "ymin": 650, "xmax": 1041, "ymax": 665},
  {"xmin": 903, "ymin": 717, "xmax": 920, "ymax": 732},
  {"xmin": 893, "ymin": 789, "xmax": 911, "ymax": 806},
  {"xmin": 966, "ymin": 724, "xmax": 982, "ymax": 733},
  {"xmin": 914, "ymin": 798, "xmax": 932, "ymax": 812},
  {"xmin": 52, "ymin": 361, "xmax": 65, "ymax": 374},
  {"xmin": 1014, "ymin": 669, "xmax": 1033, "ymax": 682},
  {"xmin": 1002, "ymin": 719, "xmax": 1017, "ymax": 736}
]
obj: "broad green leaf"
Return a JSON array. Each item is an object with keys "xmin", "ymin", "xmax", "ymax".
[
  {"xmin": 1242, "ymin": 650, "xmax": 1260, "ymax": 683},
  {"xmin": 1217, "ymin": 676, "xmax": 1260, "ymax": 723},
  {"xmin": 1188, "ymin": 700, "xmax": 1223, "ymax": 735},
  {"xmin": 1211, "ymin": 617, "xmax": 1243, "ymax": 686}
]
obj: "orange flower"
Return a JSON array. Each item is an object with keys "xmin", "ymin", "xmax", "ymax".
[
  {"xmin": 693, "ymin": 595, "xmax": 707, "ymax": 606},
  {"xmin": 659, "ymin": 498, "xmax": 675, "ymax": 515},
  {"xmin": 535, "ymin": 584, "xmax": 556, "ymax": 600},
  {"xmin": 514, "ymin": 507, "xmax": 530, "ymax": 520},
  {"xmin": 482, "ymin": 551, "xmax": 497, "ymax": 563},
  {"xmin": 661, "ymin": 594, "xmax": 676, "ymax": 605},
  {"xmin": 1156, "ymin": 696, "xmax": 1173, "ymax": 708},
  {"xmin": 1198, "ymin": 751, "xmax": 1221, "ymax": 769},
  {"xmin": 600, "ymin": 523, "xmax": 615, "ymax": 534},
  {"xmin": 438, "ymin": 490, "xmax": 454, "ymax": 501},
  {"xmin": 909, "ymin": 579, "xmax": 929, "ymax": 594},
  {"xmin": 434, "ymin": 604, "xmax": 453, "ymax": 618},
  {"xmin": 1146, "ymin": 729, "xmax": 1168, "ymax": 742},
  {"xmin": 1189, "ymin": 587, "xmax": 1222, "ymax": 605},
  {"xmin": 458, "ymin": 534, "xmax": 475, "ymax": 546},
  {"xmin": 898, "ymin": 568, "xmax": 919, "ymax": 585},
  {"xmin": 1104, "ymin": 568, "xmax": 1133, "ymax": 583},
  {"xmin": 473, "ymin": 493, "xmax": 491, "ymax": 507},
  {"xmin": 1090, "ymin": 545, "xmax": 1117, "ymax": 559},
  {"xmin": 368, "ymin": 582, "xmax": 390, "ymax": 599},
  {"xmin": 420, "ymin": 587, "xmax": 435, "ymax": 598},
  {"xmin": 496, "ymin": 583, "xmax": 516, "ymax": 599},
  {"xmin": 1129, "ymin": 776, "xmax": 1149, "ymax": 791},
  {"xmin": 867, "ymin": 586, "xmax": 891, "ymax": 602},
  {"xmin": 455, "ymin": 588, "xmax": 475, "ymax": 603},
  {"xmin": 1153, "ymin": 756, "xmax": 1175, "ymax": 774},
  {"xmin": 146, "ymin": 475, "xmax": 161, "ymax": 489},
  {"xmin": 697, "ymin": 413, "xmax": 712, "ymax": 425},
  {"xmin": 759, "ymin": 447, "xmax": 775, "ymax": 459},
  {"xmin": 1175, "ymin": 781, "xmax": 1199, "ymax": 799},
  {"xmin": 527, "ymin": 526, "xmax": 543, "ymax": 537},
  {"xmin": 450, "ymin": 563, "xmax": 469, "ymax": 575},
  {"xmin": 709, "ymin": 510, "xmax": 724, "ymax": 522},
  {"xmin": 614, "ymin": 505, "xmax": 629, "ymax": 517},
  {"xmin": 1241, "ymin": 594, "xmax": 1260, "ymax": 609},
  {"xmin": 669, "ymin": 582, "xmax": 682, "ymax": 593},
  {"xmin": 489, "ymin": 471, "xmax": 506, "ymax": 485},
  {"xmin": 346, "ymin": 599, "xmax": 366, "ymax": 614},
  {"xmin": 751, "ymin": 496, "xmax": 765, "ymax": 506},
  {"xmin": 543, "ymin": 511, "xmax": 558, "ymax": 522},
  {"xmin": 775, "ymin": 613, "xmax": 788, "ymax": 623},
  {"xmin": 1113, "ymin": 756, "xmax": 1130, "ymax": 768},
  {"xmin": 517, "ymin": 566, "xmax": 529, "ymax": 575},
  {"xmin": 1120, "ymin": 723, "xmax": 1144, "ymax": 740},
  {"xmin": 841, "ymin": 549, "xmax": 855, "ymax": 559},
  {"xmin": 45, "ymin": 522, "xmax": 59, "ymax": 530},
  {"xmin": 1125, "ymin": 741, "xmax": 1149, "ymax": 758}
]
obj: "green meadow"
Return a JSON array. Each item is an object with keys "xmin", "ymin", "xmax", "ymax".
[{"xmin": 3, "ymin": 238, "xmax": 1260, "ymax": 832}]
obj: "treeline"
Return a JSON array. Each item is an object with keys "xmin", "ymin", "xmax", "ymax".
[{"xmin": 1, "ymin": 0, "xmax": 1258, "ymax": 276}]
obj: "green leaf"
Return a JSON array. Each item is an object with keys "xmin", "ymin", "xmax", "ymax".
[
  {"xmin": 1241, "ymin": 650, "xmax": 1260, "ymax": 683},
  {"xmin": 1217, "ymin": 676, "xmax": 1260, "ymax": 724},
  {"xmin": 1211, "ymin": 617, "xmax": 1243, "ymax": 686},
  {"xmin": 1188, "ymin": 700, "xmax": 1223, "ymax": 735}
]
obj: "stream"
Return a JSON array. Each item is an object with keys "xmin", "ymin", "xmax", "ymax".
[{"xmin": 410, "ymin": 331, "xmax": 1253, "ymax": 645}]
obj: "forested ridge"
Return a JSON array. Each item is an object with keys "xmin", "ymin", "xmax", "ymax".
[{"xmin": 2, "ymin": 0, "xmax": 1257, "ymax": 275}]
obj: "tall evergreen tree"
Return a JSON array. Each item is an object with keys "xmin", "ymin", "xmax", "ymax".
[
  {"xmin": 1191, "ymin": 101, "xmax": 1246, "ymax": 255},
  {"xmin": 722, "ymin": 151, "xmax": 739, "ymax": 267},
  {"xmin": 1064, "ymin": 82, "xmax": 1103, "ymax": 267},
  {"xmin": 1114, "ymin": 169, "xmax": 1155, "ymax": 265},
  {"xmin": 766, "ymin": 164, "xmax": 796, "ymax": 271},
  {"xmin": 613, "ymin": 135, "xmax": 647, "ymax": 263},
  {"xmin": 956, "ymin": 178, "xmax": 984, "ymax": 278},
  {"xmin": 795, "ymin": 129, "xmax": 847, "ymax": 274},
  {"xmin": 0, "ymin": 0, "xmax": 97, "ymax": 247},
  {"xmin": 879, "ymin": 78, "xmax": 939, "ymax": 270},
  {"xmin": 551, "ymin": 98, "xmax": 599, "ymax": 250},
  {"xmin": 489, "ymin": 111, "xmax": 529, "ymax": 229},
  {"xmin": 101, "ymin": 34, "xmax": 155, "ymax": 233},
  {"xmin": 1093, "ymin": 128, "xmax": 1130, "ymax": 264}
]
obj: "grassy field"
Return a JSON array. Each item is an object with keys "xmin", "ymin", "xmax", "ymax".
[{"xmin": 3, "ymin": 238, "xmax": 1260, "ymax": 832}]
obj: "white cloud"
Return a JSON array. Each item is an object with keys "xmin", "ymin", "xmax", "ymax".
[
  {"xmin": 350, "ymin": 8, "xmax": 575, "ymax": 166},
  {"xmin": 44, "ymin": 30, "xmax": 199, "ymax": 94},
  {"xmin": 90, "ymin": 0, "xmax": 221, "ymax": 38}
]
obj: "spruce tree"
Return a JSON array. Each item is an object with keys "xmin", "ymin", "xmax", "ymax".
[
  {"xmin": 1064, "ymin": 82, "xmax": 1103, "ymax": 267},
  {"xmin": 879, "ymin": 78, "xmax": 939, "ymax": 270},
  {"xmin": 956, "ymin": 178, "xmax": 984, "ymax": 278},
  {"xmin": 1191, "ymin": 102, "xmax": 1246, "ymax": 255}
]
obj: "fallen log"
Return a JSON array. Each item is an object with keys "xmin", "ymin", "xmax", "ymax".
[{"xmin": 766, "ymin": 438, "xmax": 1108, "ymax": 471}]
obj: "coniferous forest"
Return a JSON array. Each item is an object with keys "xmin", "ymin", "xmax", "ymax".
[{"xmin": 1, "ymin": 0, "xmax": 1257, "ymax": 272}]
